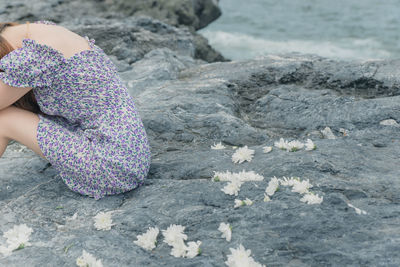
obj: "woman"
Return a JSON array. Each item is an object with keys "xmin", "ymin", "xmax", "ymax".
[{"xmin": 0, "ymin": 20, "xmax": 151, "ymax": 200}]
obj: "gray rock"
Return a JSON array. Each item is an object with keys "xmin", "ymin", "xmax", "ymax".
[
  {"xmin": 0, "ymin": 0, "xmax": 227, "ymax": 63},
  {"xmin": 1, "ymin": 48, "xmax": 400, "ymax": 266},
  {"xmin": 102, "ymin": 0, "xmax": 222, "ymax": 31}
]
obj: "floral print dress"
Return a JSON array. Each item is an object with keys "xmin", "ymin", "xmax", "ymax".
[{"xmin": 0, "ymin": 20, "xmax": 151, "ymax": 200}]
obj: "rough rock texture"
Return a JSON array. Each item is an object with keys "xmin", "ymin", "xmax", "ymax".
[
  {"xmin": 100, "ymin": 0, "xmax": 222, "ymax": 31},
  {"xmin": 0, "ymin": 0, "xmax": 227, "ymax": 63},
  {"xmin": 1, "ymin": 2, "xmax": 400, "ymax": 267},
  {"xmin": 1, "ymin": 45, "xmax": 400, "ymax": 265}
]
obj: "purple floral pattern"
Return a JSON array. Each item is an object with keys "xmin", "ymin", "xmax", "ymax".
[{"xmin": 0, "ymin": 20, "xmax": 151, "ymax": 200}]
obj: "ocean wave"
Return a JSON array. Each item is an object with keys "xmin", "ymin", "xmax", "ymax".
[{"xmin": 200, "ymin": 30, "xmax": 392, "ymax": 61}]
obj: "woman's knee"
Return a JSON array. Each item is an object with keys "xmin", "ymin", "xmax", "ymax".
[{"xmin": 0, "ymin": 105, "xmax": 45, "ymax": 158}]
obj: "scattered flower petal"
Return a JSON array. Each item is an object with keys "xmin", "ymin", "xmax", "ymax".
[
  {"xmin": 218, "ymin": 222, "xmax": 232, "ymax": 242},
  {"xmin": 76, "ymin": 250, "xmax": 103, "ymax": 267},
  {"xmin": 186, "ymin": 241, "xmax": 202, "ymax": 258},
  {"xmin": 265, "ymin": 177, "xmax": 280, "ymax": 196},
  {"xmin": 221, "ymin": 179, "xmax": 243, "ymax": 196},
  {"xmin": 211, "ymin": 142, "xmax": 226, "ymax": 149},
  {"xmin": 0, "ymin": 224, "xmax": 33, "ymax": 257},
  {"xmin": 162, "ymin": 224, "xmax": 187, "ymax": 247},
  {"xmin": 274, "ymin": 138, "xmax": 289, "ymax": 150},
  {"xmin": 286, "ymin": 140, "xmax": 304, "ymax": 152},
  {"xmin": 225, "ymin": 244, "xmax": 266, "ymax": 267},
  {"xmin": 134, "ymin": 226, "xmax": 159, "ymax": 251},
  {"xmin": 304, "ymin": 139, "xmax": 316, "ymax": 151},
  {"xmin": 321, "ymin": 127, "xmax": 336, "ymax": 139},
  {"xmin": 278, "ymin": 176, "xmax": 299, "ymax": 186},
  {"xmin": 291, "ymin": 179, "xmax": 313, "ymax": 194},
  {"xmin": 262, "ymin": 146, "xmax": 272, "ymax": 153},
  {"xmin": 93, "ymin": 211, "xmax": 115, "ymax": 231},
  {"xmin": 243, "ymin": 198, "xmax": 253, "ymax": 206},
  {"xmin": 232, "ymin": 146, "xmax": 255, "ymax": 164},
  {"xmin": 300, "ymin": 193, "xmax": 323, "ymax": 205}
]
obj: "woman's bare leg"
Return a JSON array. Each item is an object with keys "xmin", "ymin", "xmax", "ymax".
[{"xmin": 0, "ymin": 105, "xmax": 46, "ymax": 159}]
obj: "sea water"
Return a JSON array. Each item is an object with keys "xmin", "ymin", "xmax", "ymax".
[{"xmin": 198, "ymin": 0, "xmax": 400, "ymax": 61}]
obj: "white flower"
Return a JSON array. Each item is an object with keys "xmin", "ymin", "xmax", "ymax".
[
  {"xmin": 286, "ymin": 140, "xmax": 304, "ymax": 152},
  {"xmin": 162, "ymin": 224, "xmax": 187, "ymax": 247},
  {"xmin": 300, "ymin": 193, "xmax": 323, "ymax": 204},
  {"xmin": 234, "ymin": 198, "xmax": 252, "ymax": 208},
  {"xmin": 232, "ymin": 146, "xmax": 255, "ymax": 164},
  {"xmin": 218, "ymin": 222, "xmax": 232, "ymax": 242},
  {"xmin": 347, "ymin": 203, "xmax": 367, "ymax": 215},
  {"xmin": 243, "ymin": 198, "xmax": 253, "ymax": 206},
  {"xmin": 0, "ymin": 224, "xmax": 33, "ymax": 256},
  {"xmin": 170, "ymin": 239, "xmax": 188, "ymax": 258},
  {"xmin": 237, "ymin": 170, "xmax": 264, "ymax": 182},
  {"xmin": 321, "ymin": 127, "xmax": 336, "ymax": 139},
  {"xmin": 76, "ymin": 250, "xmax": 103, "ymax": 267},
  {"xmin": 186, "ymin": 241, "xmax": 202, "ymax": 258},
  {"xmin": 262, "ymin": 146, "xmax": 272, "ymax": 153},
  {"xmin": 263, "ymin": 194, "xmax": 271, "ymax": 202},
  {"xmin": 211, "ymin": 142, "xmax": 226, "ymax": 150},
  {"xmin": 213, "ymin": 170, "xmax": 232, "ymax": 182},
  {"xmin": 234, "ymin": 199, "xmax": 244, "ymax": 208},
  {"xmin": 221, "ymin": 179, "xmax": 243, "ymax": 196},
  {"xmin": 278, "ymin": 176, "xmax": 299, "ymax": 186},
  {"xmin": 291, "ymin": 179, "xmax": 313, "ymax": 194},
  {"xmin": 93, "ymin": 211, "xmax": 115, "ymax": 231},
  {"xmin": 304, "ymin": 139, "xmax": 316, "ymax": 151},
  {"xmin": 265, "ymin": 177, "xmax": 280, "ymax": 196},
  {"xmin": 225, "ymin": 244, "xmax": 266, "ymax": 267},
  {"xmin": 274, "ymin": 138, "xmax": 289, "ymax": 150},
  {"xmin": 213, "ymin": 170, "xmax": 264, "ymax": 182},
  {"xmin": 134, "ymin": 226, "xmax": 159, "ymax": 251}
]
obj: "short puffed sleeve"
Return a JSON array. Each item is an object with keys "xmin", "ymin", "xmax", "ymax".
[{"xmin": 0, "ymin": 39, "xmax": 63, "ymax": 88}]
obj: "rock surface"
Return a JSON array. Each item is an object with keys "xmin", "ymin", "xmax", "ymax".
[
  {"xmin": 0, "ymin": 0, "xmax": 227, "ymax": 63},
  {"xmin": 1, "ymin": 2, "xmax": 400, "ymax": 267}
]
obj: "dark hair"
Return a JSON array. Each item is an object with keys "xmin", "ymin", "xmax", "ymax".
[{"xmin": 0, "ymin": 22, "xmax": 42, "ymax": 114}]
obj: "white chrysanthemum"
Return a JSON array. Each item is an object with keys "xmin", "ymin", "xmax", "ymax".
[
  {"xmin": 170, "ymin": 239, "xmax": 188, "ymax": 258},
  {"xmin": 213, "ymin": 170, "xmax": 264, "ymax": 183},
  {"xmin": 347, "ymin": 203, "xmax": 367, "ymax": 215},
  {"xmin": 225, "ymin": 244, "xmax": 266, "ymax": 267},
  {"xmin": 243, "ymin": 198, "xmax": 253, "ymax": 206},
  {"xmin": 134, "ymin": 226, "xmax": 159, "ymax": 251},
  {"xmin": 286, "ymin": 140, "xmax": 304, "ymax": 152},
  {"xmin": 213, "ymin": 170, "xmax": 233, "ymax": 182},
  {"xmin": 274, "ymin": 138, "xmax": 289, "ymax": 150},
  {"xmin": 265, "ymin": 177, "xmax": 280, "ymax": 196},
  {"xmin": 218, "ymin": 222, "xmax": 232, "ymax": 242},
  {"xmin": 76, "ymin": 250, "xmax": 103, "ymax": 267},
  {"xmin": 232, "ymin": 145, "xmax": 255, "ymax": 164},
  {"xmin": 211, "ymin": 142, "xmax": 226, "ymax": 150},
  {"xmin": 93, "ymin": 211, "xmax": 115, "ymax": 231},
  {"xmin": 221, "ymin": 179, "xmax": 243, "ymax": 196},
  {"xmin": 321, "ymin": 126, "xmax": 336, "ymax": 139},
  {"xmin": 300, "ymin": 193, "xmax": 323, "ymax": 204},
  {"xmin": 291, "ymin": 179, "xmax": 313, "ymax": 194},
  {"xmin": 237, "ymin": 170, "xmax": 264, "ymax": 182},
  {"xmin": 0, "ymin": 224, "xmax": 33, "ymax": 256},
  {"xmin": 162, "ymin": 224, "xmax": 187, "ymax": 247},
  {"xmin": 186, "ymin": 241, "xmax": 202, "ymax": 258},
  {"xmin": 262, "ymin": 146, "xmax": 272, "ymax": 153},
  {"xmin": 278, "ymin": 176, "xmax": 299, "ymax": 186},
  {"xmin": 304, "ymin": 139, "xmax": 316, "ymax": 151},
  {"xmin": 263, "ymin": 194, "xmax": 271, "ymax": 202},
  {"xmin": 234, "ymin": 199, "xmax": 243, "ymax": 208}
]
